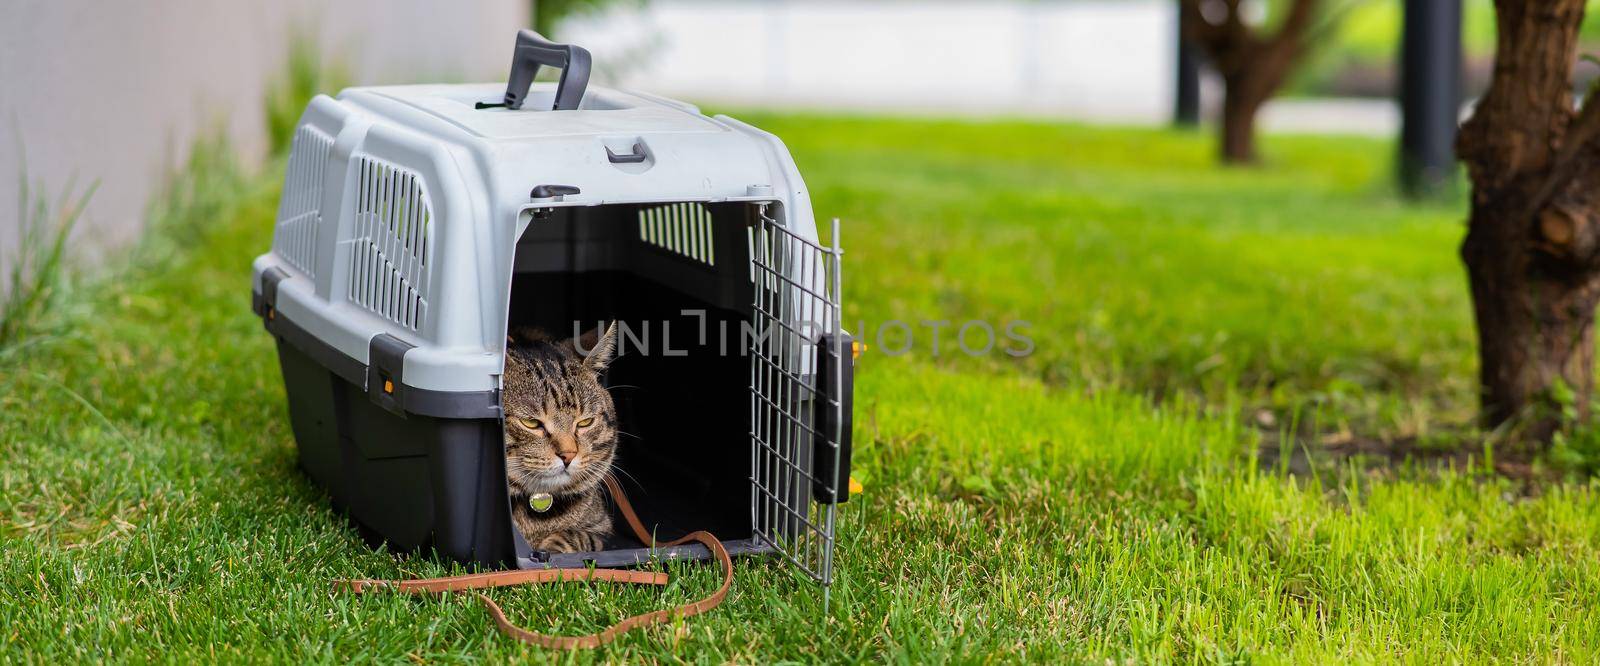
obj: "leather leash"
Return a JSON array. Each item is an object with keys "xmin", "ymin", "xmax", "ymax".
[{"xmin": 336, "ymin": 476, "xmax": 733, "ymax": 649}]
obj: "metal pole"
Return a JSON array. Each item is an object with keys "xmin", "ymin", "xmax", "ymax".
[
  {"xmin": 1398, "ymin": 0, "xmax": 1463, "ymax": 197},
  {"xmin": 1175, "ymin": 6, "xmax": 1201, "ymax": 127}
]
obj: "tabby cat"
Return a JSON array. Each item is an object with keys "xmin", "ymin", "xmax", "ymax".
[{"xmin": 503, "ymin": 323, "xmax": 620, "ymax": 553}]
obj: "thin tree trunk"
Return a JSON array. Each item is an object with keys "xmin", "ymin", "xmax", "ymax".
[
  {"xmin": 1220, "ymin": 80, "xmax": 1263, "ymax": 163},
  {"xmin": 1457, "ymin": 0, "xmax": 1600, "ymax": 441},
  {"xmin": 1180, "ymin": 0, "xmax": 1321, "ymax": 165}
]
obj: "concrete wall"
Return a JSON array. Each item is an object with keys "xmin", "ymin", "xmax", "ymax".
[{"xmin": 0, "ymin": 0, "xmax": 527, "ymax": 268}]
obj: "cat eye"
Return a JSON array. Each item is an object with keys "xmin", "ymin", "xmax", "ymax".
[
  {"xmin": 516, "ymin": 417, "xmax": 543, "ymax": 431},
  {"xmin": 576, "ymin": 417, "xmax": 595, "ymax": 428}
]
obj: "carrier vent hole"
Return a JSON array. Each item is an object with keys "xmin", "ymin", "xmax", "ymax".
[
  {"xmin": 273, "ymin": 124, "xmax": 334, "ymax": 277},
  {"xmin": 346, "ymin": 155, "xmax": 434, "ymax": 332},
  {"xmin": 637, "ymin": 203, "xmax": 715, "ymax": 266}
]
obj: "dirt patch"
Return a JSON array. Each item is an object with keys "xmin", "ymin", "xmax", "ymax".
[{"xmin": 1255, "ymin": 425, "xmax": 1548, "ymax": 487}]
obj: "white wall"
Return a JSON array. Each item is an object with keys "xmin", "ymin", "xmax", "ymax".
[
  {"xmin": 562, "ymin": 0, "xmax": 1176, "ymax": 120},
  {"xmin": 0, "ymin": 0, "xmax": 527, "ymax": 268}
]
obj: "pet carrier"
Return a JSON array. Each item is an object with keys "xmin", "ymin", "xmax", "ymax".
[{"xmin": 251, "ymin": 31, "xmax": 853, "ymax": 592}]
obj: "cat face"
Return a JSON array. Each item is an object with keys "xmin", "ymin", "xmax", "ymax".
[{"xmin": 502, "ymin": 324, "xmax": 619, "ymax": 496}]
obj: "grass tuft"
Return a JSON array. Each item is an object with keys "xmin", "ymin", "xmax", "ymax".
[
  {"xmin": 264, "ymin": 29, "xmax": 349, "ymax": 156},
  {"xmin": 128, "ymin": 132, "xmax": 264, "ymax": 279},
  {"xmin": 1, "ymin": 155, "xmax": 95, "ymax": 354}
]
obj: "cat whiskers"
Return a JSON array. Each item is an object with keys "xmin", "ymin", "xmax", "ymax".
[{"xmin": 606, "ymin": 467, "xmax": 644, "ymax": 493}]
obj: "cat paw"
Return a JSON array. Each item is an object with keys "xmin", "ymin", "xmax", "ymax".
[{"xmin": 537, "ymin": 531, "xmax": 603, "ymax": 553}]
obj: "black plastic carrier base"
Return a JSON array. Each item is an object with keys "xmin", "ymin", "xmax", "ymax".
[
  {"xmin": 266, "ymin": 329, "xmax": 776, "ymax": 569},
  {"xmin": 273, "ymin": 337, "xmax": 514, "ymax": 562},
  {"xmin": 261, "ymin": 307, "xmax": 778, "ymax": 569}
]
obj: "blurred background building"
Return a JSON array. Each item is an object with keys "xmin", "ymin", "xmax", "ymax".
[{"xmin": 564, "ymin": 1, "xmax": 1177, "ymax": 122}]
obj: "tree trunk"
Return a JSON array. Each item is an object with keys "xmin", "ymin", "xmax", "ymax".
[
  {"xmin": 1457, "ymin": 0, "xmax": 1600, "ymax": 441},
  {"xmin": 1220, "ymin": 78, "xmax": 1264, "ymax": 163},
  {"xmin": 1462, "ymin": 204, "xmax": 1599, "ymax": 439},
  {"xmin": 1180, "ymin": 0, "xmax": 1321, "ymax": 165}
]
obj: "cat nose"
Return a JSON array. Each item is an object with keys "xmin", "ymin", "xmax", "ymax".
[{"xmin": 557, "ymin": 451, "xmax": 577, "ymax": 465}]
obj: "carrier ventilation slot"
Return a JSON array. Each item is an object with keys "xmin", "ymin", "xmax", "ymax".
[
  {"xmin": 637, "ymin": 203, "xmax": 715, "ymax": 266},
  {"xmin": 272, "ymin": 124, "xmax": 334, "ymax": 277},
  {"xmin": 346, "ymin": 155, "xmax": 432, "ymax": 332}
]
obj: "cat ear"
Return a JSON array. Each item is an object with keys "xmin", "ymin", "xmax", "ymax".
[{"xmin": 576, "ymin": 321, "xmax": 618, "ymax": 372}]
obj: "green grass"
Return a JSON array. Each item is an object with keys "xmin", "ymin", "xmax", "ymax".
[
  {"xmin": 745, "ymin": 113, "xmax": 1476, "ymax": 442},
  {"xmin": 4, "ymin": 116, "xmax": 1600, "ymax": 662},
  {"xmin": 1, "ymin": 165, "xmax": 94, "ymax": 352},
  {"xmin": 264, "ymin": 31, "xmax": 349, "ymax": 158}
]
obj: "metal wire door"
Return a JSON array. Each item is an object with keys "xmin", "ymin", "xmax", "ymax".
[{"xmin": 748, "ymin": 205, "xmax": 845, "ymax": 599}]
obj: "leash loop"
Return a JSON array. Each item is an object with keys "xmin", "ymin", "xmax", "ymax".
[{"xmin": 338, "ymin": 477, "xmax": 732, "ymax": 649}]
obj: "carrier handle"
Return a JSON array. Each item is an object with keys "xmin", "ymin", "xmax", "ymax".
[{"xmin": 496, "ymin": 30, "xmax": 591, "ymax": 111}]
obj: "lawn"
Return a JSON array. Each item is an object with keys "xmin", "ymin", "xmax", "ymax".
[{"xmin": 3, "ymin": 115, "xmax": 1599, "ymax": 662}]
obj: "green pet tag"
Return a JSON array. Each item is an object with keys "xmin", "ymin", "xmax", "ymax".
[{"xmin": 530, "ymin": 492, "xmax": 553, "ymax": 513}]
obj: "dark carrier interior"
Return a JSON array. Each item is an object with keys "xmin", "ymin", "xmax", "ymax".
[{"xmin": 506, "ymin": 201, "xmax": 768, "ymax": 566}]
